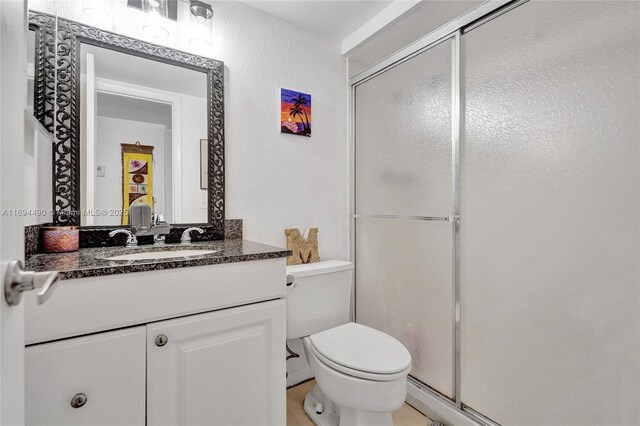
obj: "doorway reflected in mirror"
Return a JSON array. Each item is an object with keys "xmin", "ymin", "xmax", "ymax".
[{"xmin": 80, "ymin": 43, "xmax": 208, "ymax": 226}]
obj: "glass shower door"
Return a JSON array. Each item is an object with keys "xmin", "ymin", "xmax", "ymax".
[
  {"xmin": 354, "ymin": 38, "xmax": 455, "ymax": 397},
  {"xmin": 461, "ymin": 1, "xmax": 640, "ymax": 424}
]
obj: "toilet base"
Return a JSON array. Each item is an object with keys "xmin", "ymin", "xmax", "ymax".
[
  {"xmin": 337, "ymin": 408, "xmax": 392, "ymax": 426},
  {"xmin": 303, "ymin": 384, "xmax": 394, "ymax": 426},
  {"xmin": 304, "ymin": 384, "xmax": 339, "ymax": 426}
]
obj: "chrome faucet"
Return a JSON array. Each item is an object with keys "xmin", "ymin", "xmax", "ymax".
[
  {"xmin": 109, "ymin": 229, "xmax": 138, "ymax": 248},
  {"xmin": 149, "ymin": 213, "xmax": 171, "ymax": 245},
  {"xmin": 181, "ymin": 227, "xmax": 205, "ymax": 244},
  {"xmin": 120, "ymin": 204, "xmax": 172, "ymax": 247}
]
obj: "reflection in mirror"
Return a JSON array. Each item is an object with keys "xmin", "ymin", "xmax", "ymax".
[{"xmin": 80, "ymin": 43, "xmax": 208, "ymax": 226}]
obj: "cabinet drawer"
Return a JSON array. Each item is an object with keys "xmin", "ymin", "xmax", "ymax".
[
  {"xmin": 26, "ymin": 327, "xmax": 146, "ymax": 426},
  {"xmin": 26, "ymin": 259, "xmax": 286, "ymax": 345}
]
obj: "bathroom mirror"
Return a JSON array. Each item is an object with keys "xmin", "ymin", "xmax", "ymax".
[
  {"xmin": 79, "ymin": 43, "xmax": 208, "ymax": 226},
  {"xmin": 29, "ymin": 12, "xmax": 225, "ymax": 231}
]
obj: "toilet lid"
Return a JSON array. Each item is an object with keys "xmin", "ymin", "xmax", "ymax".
[{"xmin": 310, "ymin": 323, "xmax": 411, "ymax": 376}]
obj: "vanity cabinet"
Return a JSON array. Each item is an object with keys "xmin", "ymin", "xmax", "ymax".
[
  {"xmin": 24, "ymin": 256, "xmax": 287, "ymax": 426},
  {"xmin": 147, "ymin": 300, "xmax": 285, "ymax": 425},
  {"xmin": 26, "ymin": 300, "xmax": 285, "ymax": 426},
  {"xmin": 25, "ymin": 327, "xmax": 146, "ymax": 426}
]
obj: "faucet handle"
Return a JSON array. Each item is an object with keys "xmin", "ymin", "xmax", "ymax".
[
  {"xmin": 181, "ymin": 227, "xmax": 205, "ymax": 244},
  {"xmin": 109, "ymin": 229, "xmax": 138, "ymax": 248},
  {"xmin": 152, "ymin": 213, "xmax": 166, "ymax": 225}
]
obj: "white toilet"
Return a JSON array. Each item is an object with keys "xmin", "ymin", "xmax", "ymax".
[{"xmin": 286, "ymin": 260, "xmax": 412, "ymax": 426}]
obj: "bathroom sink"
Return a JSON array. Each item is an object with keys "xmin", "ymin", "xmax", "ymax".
[{"xmin": 104, "ymin": 249, "xmax": 218, "ymax": 261}]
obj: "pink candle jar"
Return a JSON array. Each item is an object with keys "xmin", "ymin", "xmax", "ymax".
[{"xmin": 42, "ymin": 226, "xmax": 79, "ymax": 253}]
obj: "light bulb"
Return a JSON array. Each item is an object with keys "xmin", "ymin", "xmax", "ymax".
[
  {"xmin": 189, "ymin": 1, "xmax": 213, "ymax": 49},
  {"xmin": 142, "ymin": 0, "xmax": 169, "ymax": 39}
]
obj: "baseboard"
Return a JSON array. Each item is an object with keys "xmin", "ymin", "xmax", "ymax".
[{"xmin": 287, "ymin": 366, "xmax": 313, "ymax": 388}]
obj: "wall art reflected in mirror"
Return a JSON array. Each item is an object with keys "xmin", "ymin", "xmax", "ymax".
[{"xmin": 28, "ymin": 11, "xmax": 225, "ymax": 234}]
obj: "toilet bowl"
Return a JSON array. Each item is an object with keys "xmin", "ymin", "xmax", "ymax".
[
  {"xmin": 302, "ymin": 323, "xmax": 411, "ymax": 426},
  {"xmin": 286, "ymin": 261, "xmax": 412, "ymax": 426}
]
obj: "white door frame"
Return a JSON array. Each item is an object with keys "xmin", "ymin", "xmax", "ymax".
[
  {"xmin": 83, "ymin": 52, "xmax": 96, "ymax": 225},
  {"xmin": 0, "ymin": 1, "xmax": 28, "ymax": 424},
  {"xmin": 86, "ymin": 77, "xmax": 184, "ymax": 223}
]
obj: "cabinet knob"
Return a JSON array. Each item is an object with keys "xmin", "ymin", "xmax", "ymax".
[
  {"xmin": 70, "ymin": 393, "xmax": 87, "ymax": 409},
  {"xmin": 155, "ymin": 334, "xmax": 168, "ymax": 347}
]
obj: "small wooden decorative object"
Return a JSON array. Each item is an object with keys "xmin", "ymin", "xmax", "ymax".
[{"xmin": 285, "ymin": 228, "xmax": 320, "ymax": 266}]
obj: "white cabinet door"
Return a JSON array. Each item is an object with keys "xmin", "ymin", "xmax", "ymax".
[
  {"xmin": 25, "ymin": 327, "xmax": 146, "ymax": 426},
  {"xmin": 147, "ymin": 299, "xmax": 286, "ymax": 426}
]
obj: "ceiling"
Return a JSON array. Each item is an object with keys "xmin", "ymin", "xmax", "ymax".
[
  {"xmin": 348, "ymin": 0, "xmax": 482, "ymax": 73},
  {"xmin": 97, "ymin": 92, "xmax": 173, "ymax": 127},
  {"xmin": 240, "ymin": 0, "xmax": 394, "ymax": 39}
]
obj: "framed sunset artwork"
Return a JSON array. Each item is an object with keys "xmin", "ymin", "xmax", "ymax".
[{"xmin": 281, "ymin": 88, "xmax": 311, "ymax": 137}]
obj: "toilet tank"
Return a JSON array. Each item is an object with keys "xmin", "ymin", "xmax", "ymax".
[{"xmin": 286, "ymin": 260, "xmax": 353, "ymax": 339}]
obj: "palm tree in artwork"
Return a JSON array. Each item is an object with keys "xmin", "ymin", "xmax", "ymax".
[
  {"xmin": 291, "ymin": 94, "xmax": 311, "ymax": 135},
  {"xmin": 288, "ymin": 104, "xmax": 304, "ymax": 133}
]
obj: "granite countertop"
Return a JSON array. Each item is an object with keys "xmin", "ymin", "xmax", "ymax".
[{"xmin": 25, "ymin": 239, "xmax": 291, "ymax": 280}]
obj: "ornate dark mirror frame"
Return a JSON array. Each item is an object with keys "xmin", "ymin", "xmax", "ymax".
[
  {"xmin": 29, "ymin": 11, "xmax": 225, "ymax": 237},
  {"xmin": 28, "ymin": 14, "xmax": 56, "ymax": 134}
]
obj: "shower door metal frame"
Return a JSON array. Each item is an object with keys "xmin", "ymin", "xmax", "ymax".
[{"xmin": 349, "ymin": 1, "xmax": 528, "ymax": 424}]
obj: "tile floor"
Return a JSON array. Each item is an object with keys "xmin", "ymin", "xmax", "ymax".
[{"xmin": 287, "ymin": 380, "xmax": 431, "ymax": 425}]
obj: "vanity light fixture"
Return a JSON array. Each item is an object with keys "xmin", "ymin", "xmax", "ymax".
[
  {"xmin": 83, "ymin": 0, "xmax": 115, "ymax": 29},
  {"xmin": 142, "ymin": 0, "xmax": 170, "ymax": 38},
  {"xmin": 189, "ymin": 0, "xmax": 213, "ymax": 50}
]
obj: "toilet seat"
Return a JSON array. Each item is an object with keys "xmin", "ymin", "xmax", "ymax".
[{"xmin": 309, "ymin": 323, "xmax": 411, "ymax": 382}]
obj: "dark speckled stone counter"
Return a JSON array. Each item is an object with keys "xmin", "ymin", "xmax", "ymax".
[{"xmin": 25, "ymin": 239, "xmax": 291, "ymax": 280}]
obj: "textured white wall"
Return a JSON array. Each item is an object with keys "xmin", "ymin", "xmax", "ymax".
[
  {"xmin": 30, "ymin": 0, "xmax": 349, "ymax": 258},
  {"xmin": 24, "ymin": 117, "xmax": 53, "ymax": 226},
  {"xmin": 212, "ymin": 2, "xmax": 349, "ymax": 258},
  {"xmin": 210, "ymin": 4, "xmax": 348, "ymax": 383}
]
